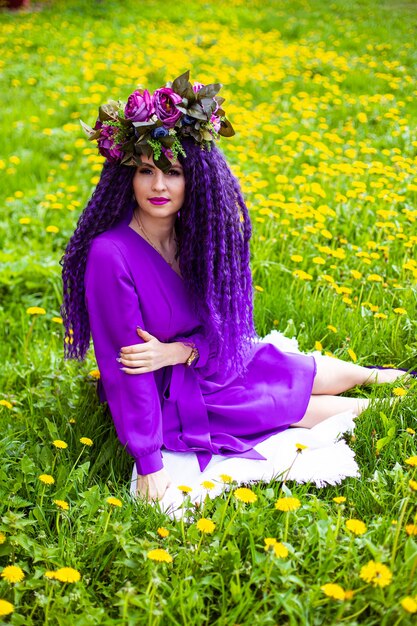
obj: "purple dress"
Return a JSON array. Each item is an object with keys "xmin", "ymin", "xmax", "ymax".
[{"xmin": 84, "ymin": 209, "xmax": 316, "ymax": 475}]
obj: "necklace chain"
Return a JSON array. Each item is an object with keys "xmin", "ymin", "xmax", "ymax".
[{"xmin": 133, "ymin": 210, "xmax": 177, "ymax": 267}]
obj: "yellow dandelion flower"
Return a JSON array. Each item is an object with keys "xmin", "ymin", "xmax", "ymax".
[
  {"xmin": 80, "ymin": 437, "xmax": 93, "ymax": 446},
  {"xmin": 1, "ymin": 565, "xmax": 25, "ymax": 584},
  {"xmin": 275, "ymin": 174, "xmax": 288, "ymax": 184},
  {"xmin": 345, "ymin": 519, "xmax": 367, "ymax": 535},
  {"xmin": 347, "ymin": 349, "xmax": 357, "ymax": 363},
  {"xmin": 374, "ymin": 313, "xmax": 388, "ymax": 319},
  {"xmin": 409, "ymin": 480, "xmax": 417, "ymax": 491},
  {"xmin": 48, "ymin": 567, "xmax": 81, "ymax": 583},
  {"xmin": 405, "ymin": 524, "xmax": 417, "ymax": 536},
  {"xmin": 254, "ymin": 285, "xmax": 264, "ymax": 292},
  {"xmin": 406, "ymin": 428, "xmax": 415, "ymax": 435},
  {"xmin": 359, "ymin": 561, "xmax": 392, "ymax": 587},
  {"xmin": 264, "ymin": 538, "xmax": 277, "ymax": 550},
  {"xmin": 293, "ymin": 269, "xmax": 313, "ymax": 281},
  {"xmin": 68, "ymin": 418, "xmax": 76, "ymax": 424},
  {"xmin": 273, "ymin": 542, "xmax": 289, "ymax": 558},
  {"xmin": 52, "ymin": 440, "xmax": 68, "ymax": 449},
  {"xmin": 177, "ymin": 485, "xmax": 192, "ymax": 494},
  {"xmin": 295, "ymin": 443, "xmax": 308, "ymax": 451},
  {"xmin": 405, "ymin": 456, "xmax": 417, "ymax": 467},
  {"xmin": 51, "ymin": 316, "xmax": 63, "ymax": 324},
  {"xmin": 350, "ymin": 270, "xmax": 362, "ymax": 279},
  {"xmin": 53, "ymin": 500, "xmax": 69, "ymax": 511},
  {"xmin": 0, "ymin": 599, "xmax": 14, "ymax": 616},
  {"xmin": 321, "ymin": 583, "xmax": 346, "ymax": 601},
  {"xmin": 393, "ymin": 307, "xmax": 407, "ymax": 315},
  {"xmin": 19, "ymin": 217, "xmax": 31, "ymax": 224},
  {"xmin": 367, "ymin": 274, "xmax": 383, "ymax": 282},
  {"xmin": 88, "ymin": 369, "xmax": 101, "ymax": 379},
  {"xmin": 275, "ymin": 497, "xmax": 301, "ymax": 512},
  {"xmin": 321, "ymin": 229, "xmax": 332, "ymax": 239},
  {"xmin": 314, "ymin": 341, "xmax": 323, "ymax": 351},
  {"xmin": 401, "ymin": 597, "xmax": 417, "ymax": 614},
  {"xmin": 327, "ymin": 325, "xmax": 337, "ymax": 333},
  {"xmin": 38, "ymin": 474, "xmax": 55, "ymax": 485},
  {"xmin": 106, "ymin": 497, "xmax": 122, "ymax": 508},
  {"xmin": 196, "ymin": 518, "xmax": 216, "ymax": 534},
  {"xmin": 234, "ymin": 487, "xmax": 257, "ymax": 504},
  {"xmin": 291, "ymin": 255, "xmax": 303, "ymax": 263},
  {"xmin": 26, "ymin": 306, "xmax": 46, "ymax": 315},
  {"xmin": 147, "ymin": 549, "xmax": 173, "ymax": 563},
  {"xmin": 0, "ymin": 533, "xmax": 5, "ymax": 544},
  {"xmin": 157, "ymin": 527, "xmax": 169, "ymax": 538},
  {"xmin": 46, "ymin": 225, "xmax": 59, "ymax": 233},
  {"xmin": 393, "ymin": 388, "xmax": 407, "ymax": 397},
  {"xmin": 201, "ymin": 480, "xmax": 215, "ymax": 490},
  {"xmin": 44, "ymin": 571, "xmax": 56, "ymax": 579},
  {"xmin": 333, "ymin": 496, "xmax": 346, "ymax": 504},
  {"xmin": 0, "ymin": 400, "xmax": 13, "ymax": 410},
  {"xmin": 219, "ymin": 474, "xmax": 233, "ymax": 483}
]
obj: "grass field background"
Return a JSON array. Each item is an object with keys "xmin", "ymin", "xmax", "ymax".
[{"xmin": 0, "ymin": 0, "xmax": 417, "ymax": 623}]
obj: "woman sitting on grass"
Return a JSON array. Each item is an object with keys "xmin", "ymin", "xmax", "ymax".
[{"xmin": 61, "ymin": 71, "xmax": 406, "ymax": 502}]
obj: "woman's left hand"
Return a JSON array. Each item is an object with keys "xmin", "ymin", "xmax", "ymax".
[{"xmin": 118, "ymin": 327, "xmax": 172, "ymax": 374}]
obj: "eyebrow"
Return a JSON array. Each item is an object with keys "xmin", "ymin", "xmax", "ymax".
[{"xmin": 139, "ymin": 163, "xmax": 183, "ymax": 170}]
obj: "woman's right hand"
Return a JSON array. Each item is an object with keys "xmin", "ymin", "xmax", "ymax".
[{"xmin": 135, "ymin": 467, "xmax": 171, "ymax": 501}]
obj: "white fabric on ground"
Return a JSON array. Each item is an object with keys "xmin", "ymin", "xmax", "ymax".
[{"xmin": 130, "ymin": 330, "xmax": 360, "ymax": 516}]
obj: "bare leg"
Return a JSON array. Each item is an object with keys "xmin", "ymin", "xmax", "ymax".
[
  {"xmin": 291, "ymin": 395, "xmax": 370, "ymax": 428},
  {"xmin": 312, "ymin": 355, "xmax": 406, "ymax": 396}
]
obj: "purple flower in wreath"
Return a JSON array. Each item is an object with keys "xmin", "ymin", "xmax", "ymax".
[
  {"xmin": 152, "ymin": 87, "xmax": 183, "ymax": 128},
  {"xmin": 124, "ymin": 89, "xmax": 155, "ymax": 122},
  {"xmin": 161, "ymin": 146, "xmax": 174, "ymax": 161},
  {"xmin": 97, "ymin": 124, "xmax": 124, "ymax": 161},
  {"xmin": 210, "ymin": 114, "xmax": 221, "ymax": 133},
  {"xmin": 193, "ymin": 82, "xmax": 204, "ymax": 93}
]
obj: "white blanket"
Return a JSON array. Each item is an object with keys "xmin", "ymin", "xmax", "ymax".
[{"xmin": 130, "ymin": 331, "xmax": 359, "ymax": 516}]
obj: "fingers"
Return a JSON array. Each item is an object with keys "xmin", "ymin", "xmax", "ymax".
[
  {"xmin": 118, "ymin": 355, "xmax": 148, "ymax": 366},
  {"xmin": 135, "ymin": 483, "xmax": 167, "ymax": 501},
  {"xmin": 135, "ymin": 469, "xmax": 171, "ymax": 501},
  {"xmin": 136, "ymin": 327, "xmax": 154, "ymax": 342},
  {"xmin": 121, "ymin": 366, "xmax": 150, "ymax": 375},
  {"xmin": 118, "ymin": 353, "xmax": 160, "ymax": 374},
  {"xmin": 120, "ymin": 344, "xmax": 148, "ymax": 355},
  {"xmin": 120, "ymin": 328, "xmax": 158, "ymax": 353}
]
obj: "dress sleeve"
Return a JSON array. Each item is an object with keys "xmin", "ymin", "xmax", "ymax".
[{"xmin": 84, "ymin": 237, "xmax": 163, "ymax": 475}]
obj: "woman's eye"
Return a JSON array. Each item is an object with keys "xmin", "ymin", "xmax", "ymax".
[
  {"xmin": 139, "ymin": 168, "xmax": 152, "ymax": 174},
  {"xmin": 168, "ymin": 170, "xmax": 181, "ymax": 176}
]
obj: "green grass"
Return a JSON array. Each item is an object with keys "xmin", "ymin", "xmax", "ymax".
[{"xmin": 0, "ymin": 0, "xmax": 417, "ymax": 623}]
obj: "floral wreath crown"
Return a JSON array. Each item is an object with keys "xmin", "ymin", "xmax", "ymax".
[{"xmin": 81, "ymin": 70, "xmax": 235, "ymax": 173}]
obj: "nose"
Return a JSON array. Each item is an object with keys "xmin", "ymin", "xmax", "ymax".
[{"xmin": 151, "ymin": 170, "xmax": 168, "ymax": 192}]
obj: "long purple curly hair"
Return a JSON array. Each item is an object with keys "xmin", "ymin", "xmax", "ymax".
[{"xmin": 60, "ymin": 139, "xmax": 257, "ymax": 375}]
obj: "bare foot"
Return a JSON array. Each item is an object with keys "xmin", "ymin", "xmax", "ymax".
[{"xmin": 365, "ymin": 368, "xmax": 412, "ymax": 385}]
